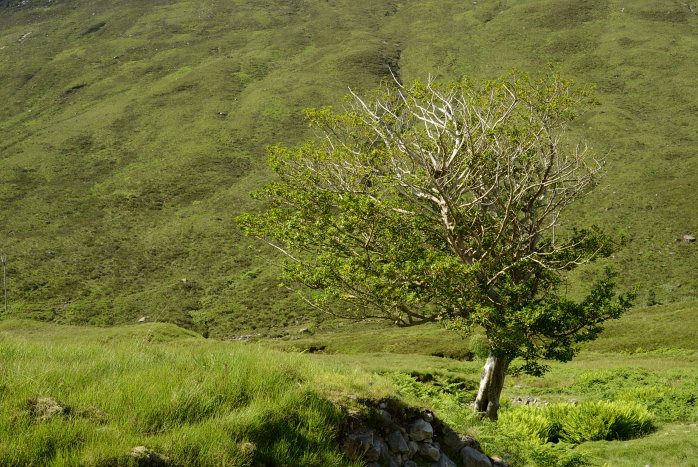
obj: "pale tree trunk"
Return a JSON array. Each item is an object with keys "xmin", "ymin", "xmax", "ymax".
[{"xmin": 473, "ymin": 352, "xmax": 509, "ymax": 420}]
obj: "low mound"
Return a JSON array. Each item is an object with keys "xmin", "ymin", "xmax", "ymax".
[{"xmin": 0, "ymin": 321, "xmax": 404, "ymax": 465}]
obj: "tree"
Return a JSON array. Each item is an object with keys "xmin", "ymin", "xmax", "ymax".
[{"xmin": 237, "ymin": 69, "xmax": 634, "ymax": 420}]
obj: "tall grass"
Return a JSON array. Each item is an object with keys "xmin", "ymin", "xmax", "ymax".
[{"xmin": 0, "ymin": 321, "xmax": 388, "ymax": 466}]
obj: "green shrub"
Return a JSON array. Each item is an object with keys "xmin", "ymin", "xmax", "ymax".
[
  {"xmin": 477, "ymin": 423, "xmax": 590, "ymax": 467},
  {"xmin": 561, "ymin": 401, "xmax": 653, "ymax": 443},
  {"xmin": 499, "ymin": 401, "xmax": 655, "ymax": 445},
  {"xmin": 618, "ymin": 385, "xmax": 698, "ymax": 423},
  {"xmin": 499, "ymin": 404, "xmax": 568, "ymax": 443}
]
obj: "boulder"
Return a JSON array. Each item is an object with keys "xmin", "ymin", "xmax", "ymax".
[
  {"xmin": 407, "ymin": 440, "xmax": 419, "ymax": 458},
  {"xmin": 365, "ymin": 435, "xmax": 390, "ymax": 462},
  {"xmin": 378, "ymin": 409, "xmax": 392, "ymax": 424},
  {"xmin": 418, "ymin": 441, "xmax": 441, "ymax": 462},
  {"xmin": 343, "ymin": 431, "xmax": 373, "ymax": 460},
  {"xmin": 461, "ymin": 446, "xmax": 492, "ymax": 467},
  {"xmin": 387, "ymin": 430, "xmax": 410, "ymax": 454},
  {"xmin": 408, "ymin": 418, "xmax": 434, "ymax": 441}
]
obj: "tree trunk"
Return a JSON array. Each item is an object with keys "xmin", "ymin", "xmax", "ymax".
[{"xmin": 473, "ymin": 352, "xmax": 509, "ymax": 420}]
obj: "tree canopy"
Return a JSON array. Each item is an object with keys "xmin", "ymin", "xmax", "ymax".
[{"xmin": 237, "ymin": 69, "xmax": 634, "ymax": 419}]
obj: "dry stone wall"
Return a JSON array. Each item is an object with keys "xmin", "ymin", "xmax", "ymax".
[{"xmin": 342, "ymin": 403, "xmax": 508, "ymax": 467}]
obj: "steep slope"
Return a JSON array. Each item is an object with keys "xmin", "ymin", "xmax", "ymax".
[{"xmin": 0, "ymin": 0, "xmax": 696, "ymax": 336}]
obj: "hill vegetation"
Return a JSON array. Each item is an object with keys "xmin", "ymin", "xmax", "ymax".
[
  {"xmin": 0, "ymin": 0, "xmax": 696, "ymax": 337},
  {"xmin": 1, "ymin": 302, "xmax": 696, "ymax": 466},
  {"xmin": 2, "ymin": 1, "xmax": 697, "ymax": 465}
]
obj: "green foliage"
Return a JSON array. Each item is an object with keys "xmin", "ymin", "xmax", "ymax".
[
  {"xmin": 565, "ymin": 367, "xmax": 698, "ymax": 423},
  {"xmin": 469, "ymin": 333, "xmax": 491, "ymax": 360},
  {"xmin": 561, "ymin": 401, "xmax": 654, "ymax": 444},
  {"xmin": 499, "ymin": 401, "xmax": 655, "ymax": 445},
  {"xmin": 239, "ymin": 71, "xmax": 634, "ymax": 380}
]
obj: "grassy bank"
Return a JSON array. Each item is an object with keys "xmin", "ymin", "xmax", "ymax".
[{"xmin": 0, "ymin": 320, "xmax": 394, "ymax": 466}]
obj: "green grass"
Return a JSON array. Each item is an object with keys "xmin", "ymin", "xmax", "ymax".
[
  {"xmin": 0, "ymin": 319, "xmax": 396, "ymax": 466},
  {"xmin": 577, "ymin": 423, "xmax": 698, "ymax": 467},
  {"xmin": 1, "ymin": 299, "xmax": 697, "ymax": 465},
  {"xmin": 0, "ymin": 0, "xmax": 696, "ymax": 336},
  {"xmin": 267, "ymin": 301, "xmax": 698, "ymax": 358},
  {"xmin": 287, "ymin": 302, "xmax": 698, "ymax": 465}
]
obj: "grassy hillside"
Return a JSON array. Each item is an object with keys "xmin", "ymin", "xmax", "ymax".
[
  {"xmin": 1, "ymin": 302, "xmax": 696, "ymax": 466},
  {"xmin": 0, "ymin": 0, "xmax": 696, "ymax": 336}
]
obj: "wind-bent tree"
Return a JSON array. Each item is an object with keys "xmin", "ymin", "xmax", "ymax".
[{"xmin": 237, "ymin": 69, "xmax": 633, "ymax": 420}]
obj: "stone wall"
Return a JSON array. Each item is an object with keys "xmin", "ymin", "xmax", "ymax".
[{"xmin": 342, "ymin": 402, "xmax": 508, "ymax": 467}]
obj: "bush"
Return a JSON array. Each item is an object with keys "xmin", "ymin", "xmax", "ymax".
[
  {"xmin": 499, "ymin": 400, "xmax": 655, "ymax": 445},
  {"xmin": 618, "ymin": 385, "xmax": 698, "ymax": 422},
  {"xmin": 561, "ymin": 401, "xmax": 654, "ymax": 443}
]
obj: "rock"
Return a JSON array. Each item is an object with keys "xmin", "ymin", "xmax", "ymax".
[
  {"xmin": 378, "ymin": 409, "xmax": 392, "ymax": 424},
  {"xmin": 404, "ymin": 461, "xmax": 419, "ymax": 467},
  {"xmin": 409, "ymin": 418, "xmax": 434, "ymax": 441},
  {"xmin": 407, "ymin": 440, "xmax": 419, "ymax": 458},
  {"xmin": 423, "ymin": 411, "xmax": 435, "ymax": 422},
  {"xmin": 418, "ymin": 441, "xmax": 441, "ymax": 462},
  {"xmin": 461, "ymin": 446, "xmax": 492, "ymax": 467},
  {"xmin": 343, "ymin": 431, "xmax": 373, "ymax": 460},
  {"xmin": 443, "ymin": 430, "xmax": 478, "ymax": 451},
  {"xmin": 432, "ymin": 453, "xmax": 458, "ymax": 467},
  {"xmin": 138, "ymin": 316, "xmax": 148, "ymax": 323},
  {"xmin": 683, "ymin": 235, "xmax": 696, "ymax": 242},
  {"xmin": 129, "ymin": 446, "xmax": 169, "ymax": 466},
  {"xmin": 365, "ymin": 435, "xmax": 386, "ymax": 462},
  {"xmin": 491, "ymin": 456, "xmax": 509, "ymax": 467},
  {"xmin": 27, "ymin": 397, "xmax": 68, "ymax": 421},
  {"xmin": 366, "ymin": 463, "xmax": 381, "ymax": 467},
  {"xmin": 379, "ymin": 402, "xmax": 388, "ymax": 409},
  {"xmin": 298, "ymin": 328, "xmax": 310, "ymax": 334},
  {"xmin": 387, "ymin": 430, "xmax": 409, "ymax": 454},
  {"xmin": 364, "ymin": 435, "xmax": 383, "ymax": 462}
]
